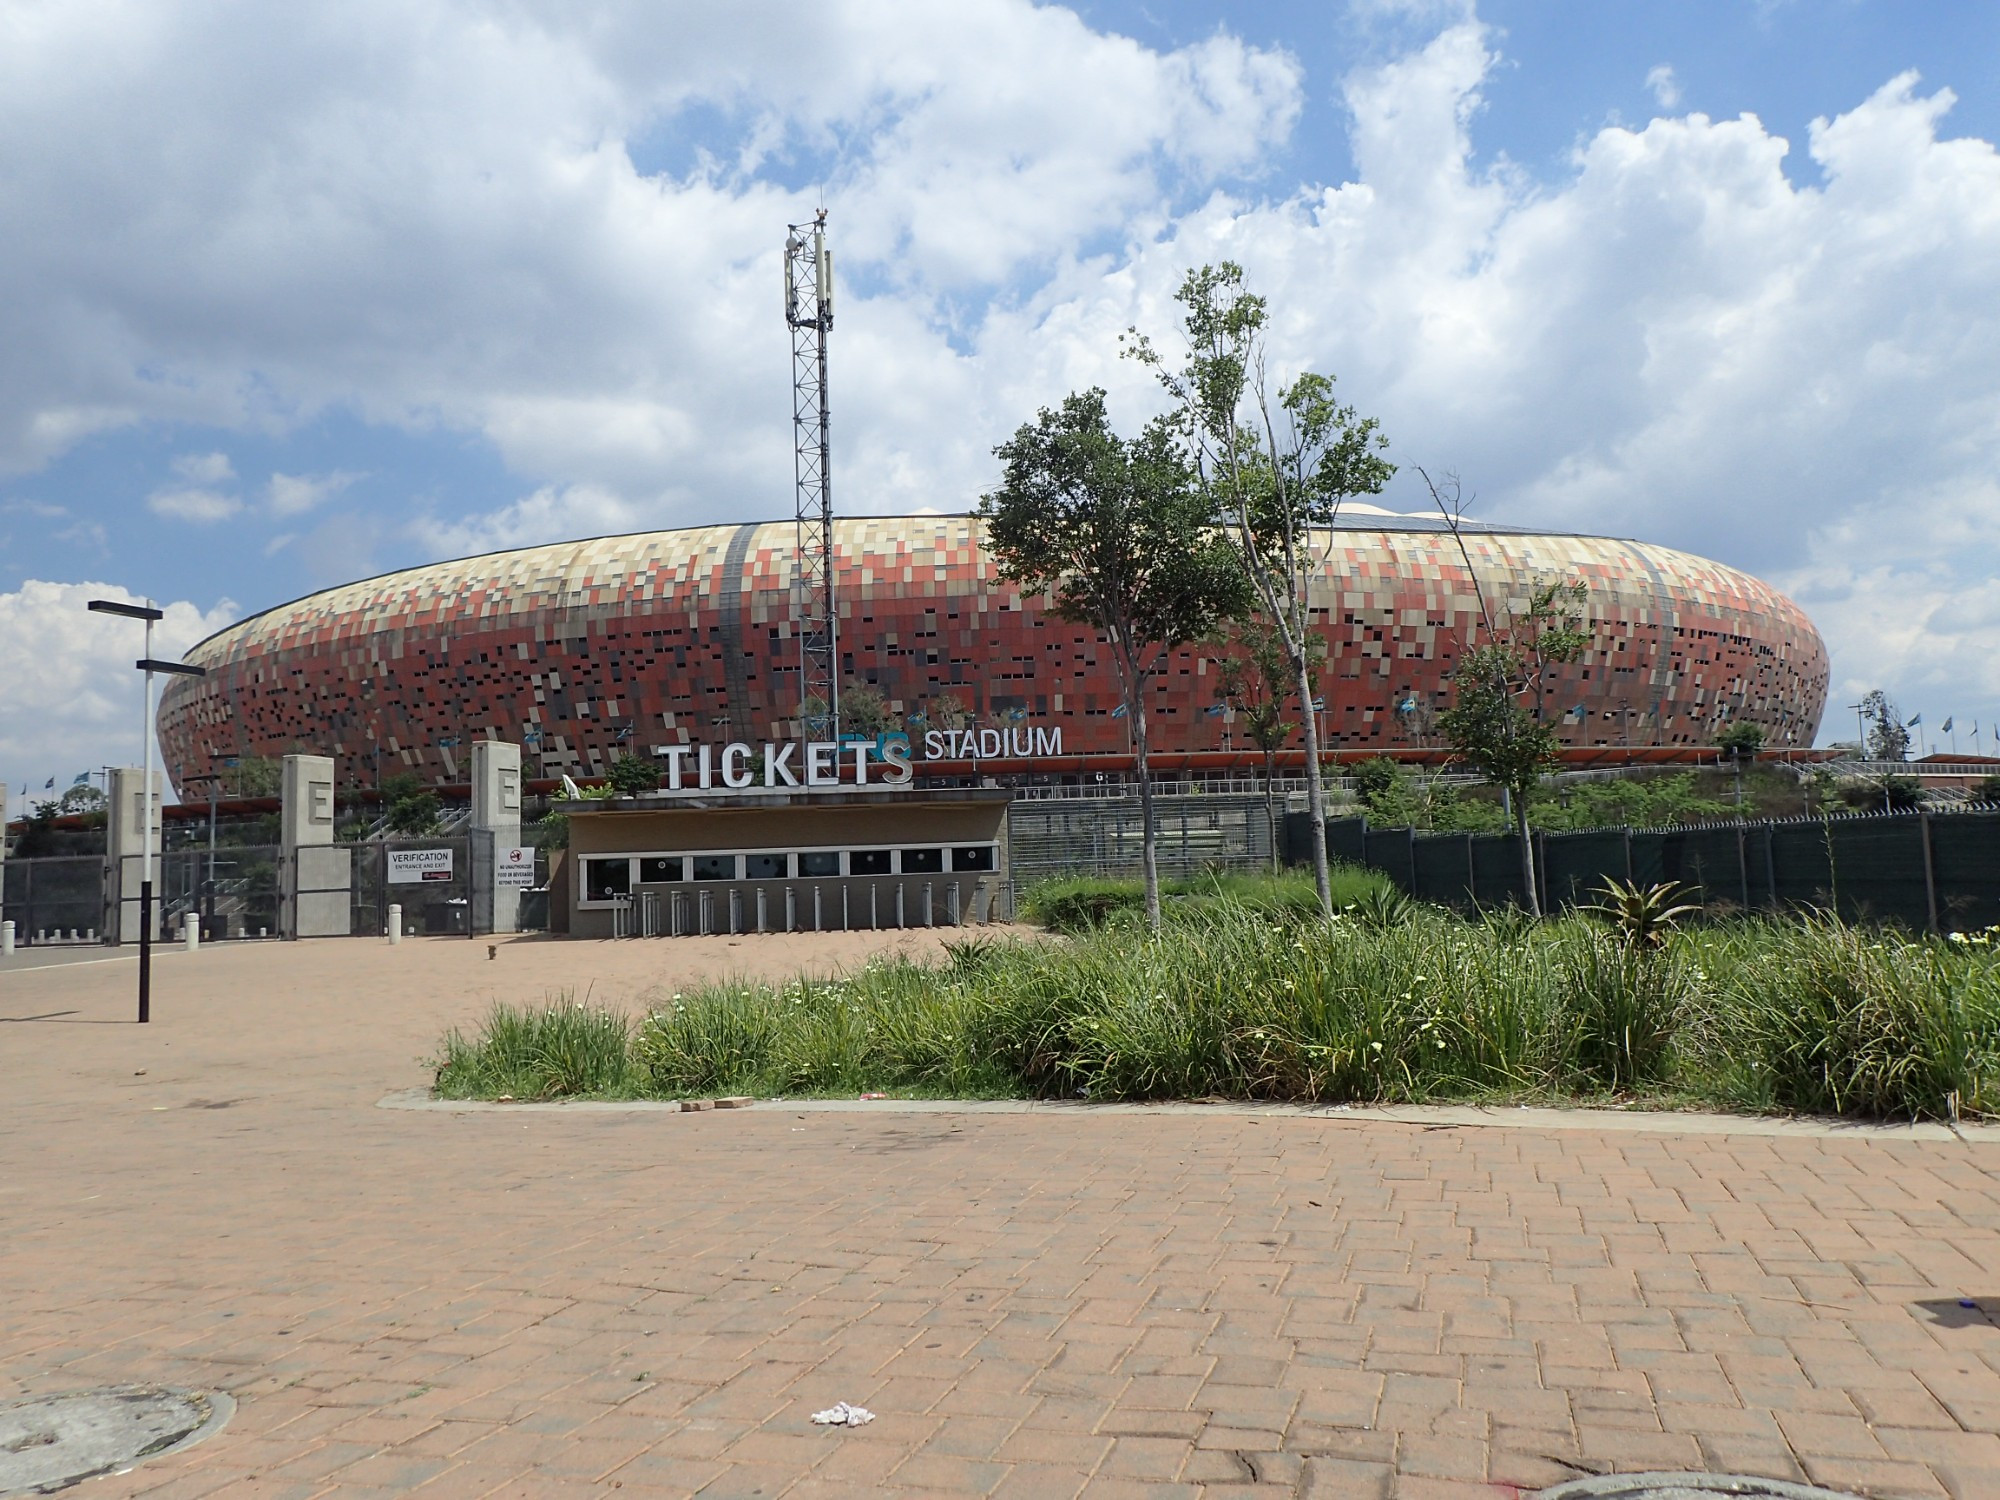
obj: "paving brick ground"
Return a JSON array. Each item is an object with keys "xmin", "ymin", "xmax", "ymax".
[{"xmin": 6, "ymin": 935, "xmax": 2000, "ymax": 1498}]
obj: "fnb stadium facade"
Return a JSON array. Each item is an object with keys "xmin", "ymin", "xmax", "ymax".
[{"xmin": 155, "ymin": 515, "xmax": 1828, "ymax": 793}]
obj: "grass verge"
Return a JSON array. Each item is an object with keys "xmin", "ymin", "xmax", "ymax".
[{"xmin": 434, "ymin": 880, "xmax": 2000, "ymax": 1121}]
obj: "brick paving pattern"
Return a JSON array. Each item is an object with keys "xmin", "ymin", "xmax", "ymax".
[{"xmin": 4, "ymin": 936, "xmax": 1999, "ymax": 1498}]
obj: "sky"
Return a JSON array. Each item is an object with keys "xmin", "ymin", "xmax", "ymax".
[{"xmin": 5, "ymin": 0, "xmax": 2000, "ymax": 807}]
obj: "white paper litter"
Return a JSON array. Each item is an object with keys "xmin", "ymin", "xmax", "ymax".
[{"xmin": 811, "ymin": 1401, "xmax": 876, "ymax": 1427}]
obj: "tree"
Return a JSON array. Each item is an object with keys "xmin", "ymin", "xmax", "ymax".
[
  {"xmin": 1714, "ymin": 721, "xmax": 1764, "ymax": 807},
  {"xmin": 1209, "ymin": 617, "xmax": 1320, "ymax": 873},
  {"xmin": 837, "ymin": 683, "xmax": 897, "ymax": 736},
  {"xmin": 230, "ymin": 756, "xmax": 283, "ymax": 798},
  {"xmin": 1127, "ymin": 262, "xmax": 1394, "ymax": 920},
  {"xmin": 1424, "ymin": 468, "xmax": 1590, "ymax": 917},
  {"xmin": 605, "ymin": 753, "xmax": 660, "ymax": 797},
  {"xmin": 1859, "ymin": 690, "xmax": 1912, "ymax": 762},
  {"xmin": 981, "ymin": 387, "xmax": 1250, "ymax": 928},
  {"xmin": 380, "ymin": 772, "xmax": 442, "ymax": 835}
]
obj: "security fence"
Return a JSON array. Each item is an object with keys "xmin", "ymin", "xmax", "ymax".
[
  {"xmin": 1007, "ymin": 791, "xmax": 1286, "ymax": 884},
  {"xmin": 1288, "ymin": 806, "xmax": 2000, "ymax": 933},
  {"xmin": 1, "ymin": 855, "xmax": 105, "ymax": 943}
]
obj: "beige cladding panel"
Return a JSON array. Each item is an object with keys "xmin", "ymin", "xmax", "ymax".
[{"xmin": 568, "ymin": 800, "xmax": 1007, "ymax": 858}]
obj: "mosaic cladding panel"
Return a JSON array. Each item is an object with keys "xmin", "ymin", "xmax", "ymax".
[{"xmin": 156, "ymin": 518, "xmax": 1829, "ymax": 790}]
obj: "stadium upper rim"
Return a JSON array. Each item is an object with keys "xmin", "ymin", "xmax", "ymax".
[{"xmin": 180, "ymin": 507, "xmax": 1645, "ymax": 656}]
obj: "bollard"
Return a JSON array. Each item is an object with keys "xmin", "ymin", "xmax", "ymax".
[
  {"xmin": 1, "ymin": 920, "xmax": 12, "ymax": 957},
  {"xmin": 183, "ymin": 916, "xmax": 199, "ymax": 953},
  {"xmin": 387, "ymin": 904, "xmax": 403, "ymax": 944}
]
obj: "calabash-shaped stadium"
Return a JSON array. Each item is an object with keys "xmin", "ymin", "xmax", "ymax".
[{"xmin": 156, "ymin": 514, "xmax": 1828, "ymax": 793}]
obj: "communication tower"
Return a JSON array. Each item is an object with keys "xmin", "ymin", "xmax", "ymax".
[{"xmin": 784, "ymin": 211, "xmax": 836, "ymax": 738}]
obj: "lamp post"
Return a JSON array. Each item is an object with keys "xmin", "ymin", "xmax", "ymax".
[{"xmin": 87, "ymin": 599, "xmax": 206, "ymax": 1023}]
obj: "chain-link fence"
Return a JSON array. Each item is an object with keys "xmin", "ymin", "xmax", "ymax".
[
  {"xmin": 1293, "ymin": 807, "xmax": 2000, "ymax": 933},
  {"xmin": 1, "ymin": 855, "xmax": 105, "ymax": 943},
  {"xmin": 161, "ymin": 845, "xmax": 283, "ymax": 940},
  {"xmin": 1007, "ymin": 792, "xmax": 1286, "ymax": 884}
]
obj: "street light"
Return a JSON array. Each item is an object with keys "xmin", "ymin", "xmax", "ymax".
[{"xmin": 87, "ymin": 599, "xmax": 206, "ymax": 1023}]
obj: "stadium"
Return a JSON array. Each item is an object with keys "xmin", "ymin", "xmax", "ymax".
[{"xmin": 155, "ymin": 513, "xmax": 1829, "ymax": 794}]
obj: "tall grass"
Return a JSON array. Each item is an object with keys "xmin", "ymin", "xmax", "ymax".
[
  {"xmin": 434, "ymin": 997, "xmax": 635, "ymax": 1099},
  {"xmin": 433, "ymin": 896, "xmax": 2000, "ymax": 1121}
]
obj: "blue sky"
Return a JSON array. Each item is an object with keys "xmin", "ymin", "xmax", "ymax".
[{"xmin": 5, "ymin": 0, "xmax": 2000, "ymax": 798}]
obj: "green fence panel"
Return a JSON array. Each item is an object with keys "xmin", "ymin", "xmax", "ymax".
[
  {"xmin": 1542, "ymin": 830, "xmax": 1629, "ymax": 910},
  {"xmin": 1471, "ymin": 833, "xmax": 1530, "ymax": 910},
  {"xmin": 1364, "ymin": 828, "xmax": 1416, "ymax": 893},
  {"xmin": 1768, "ymin": 821, "xmax": 1837, "ymax": 914},
  {"xmin": 1411, "ymin": 834, "xmax": 1477, "ymax": 909},
  {"xmin": 1930, "ymin": 813, "xmax": 2000, "ymax": 933},
  {"xmin": 1826, "ymin": 818, "xmax": 1932, "ymax": 929}
]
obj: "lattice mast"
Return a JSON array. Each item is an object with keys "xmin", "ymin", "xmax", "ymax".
[{"xmin": 785, "ymin": 211, "xmax": 836, "ymax": 739}]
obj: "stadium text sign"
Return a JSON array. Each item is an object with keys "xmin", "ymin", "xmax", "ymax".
[
  {"xmin": 921, "ymin": 726, "xmax": 1062, "ymax": 760},
  {"xmin": 633, "ymin": 721, "xmax": 1064, "ymax": 799},
  {"xmin": 650, "ymin": 738, "xmax": 915, "ymax": 794}
]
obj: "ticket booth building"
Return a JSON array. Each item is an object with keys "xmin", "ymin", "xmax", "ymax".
[{"xmin": 562, "ymin": 786, "xmax": 1011, "ymax": 937}]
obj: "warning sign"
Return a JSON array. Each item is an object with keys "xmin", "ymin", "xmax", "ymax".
[
  {"xmin": 387, "ymin": 848, "xmax": 454, "ymax": 884},
  {"xmin": 495, "ymin": 846, "xmax": 536, "ymax": 888}
]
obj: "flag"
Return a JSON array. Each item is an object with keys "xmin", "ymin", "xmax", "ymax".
[
  {"xmin": 1204, "ymin": 703, "xmax": 1225, "ymax": 716},
  {"xmin": 43, "ymin": 776, "xmax": 54, "ymax": 789},
  {"xmin": 1110, "ymin": 704, "xmax": 1128, "ymax": 718},
  {"xmin": 1942, "ymin": 717, "xmax": 1954, "ymax": 733},
  {"xmin": 1906, "ymin": 712, "xmax": 1922, "ymax": 727},
  {"xmin": 71, "ymin": 771, "xmax": 89, "ymax": 785}
]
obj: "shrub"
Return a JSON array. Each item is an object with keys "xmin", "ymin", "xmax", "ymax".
[
  {"xmin": 434, "ymin": 999, "xmax": 632, "ymax": 1099},
  {"xmin": 434, "ymin": 889, "xmax": 2000, "ymax": 1121}
]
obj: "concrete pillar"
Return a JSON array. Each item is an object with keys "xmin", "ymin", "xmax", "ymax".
[
  {"xmin": 0, "ymin": 781, "xmax": 8, "ymax": 942},
  {"xmin": 280, "ymin": 754, "xmax": 351, "ymax": 938},
  {"xmin": 107, "ymin": 767, "xmax": 163, "ymax": 944},
  {"xmin": 471, "ymin": 740, "xmax": 523, "ymax": 933}
]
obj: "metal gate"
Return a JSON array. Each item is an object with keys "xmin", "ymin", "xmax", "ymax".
[
  {"xmin": 161, "ymin": 845, "xmax": 283, "ymax": 940},
  {"xmin": 352, "ymin": 838, "xmax": 474, "ymax": 936},
  {"xmin": 0, "ymin": 855, "xmax": 105, "ymax": 944},
  {"xmin": 1007, "ymin": 792, "xmax": 1280, "ymax": 883}
]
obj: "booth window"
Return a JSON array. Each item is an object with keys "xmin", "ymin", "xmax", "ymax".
[
  {"xmin": 799, "ymin": 851, "xmax": 841, "ymax": 878},
  {"xmin": 585, "ymin": 858, "xmax": 631, "ymax": 902},
  {"xmin": 691, "ymin": 854, "xmax": 736, "ymax": 881},
  {"xmin": 639, "ymin": 856, "xmax": 683, "ymax": 883},
  {"xmin": 850, "ymin": 849, "xmax": 892, "ymax": 875},
  {"xmin": 900, "ymin": 847, "xmax": 944, "ymax": 873},
  {"xmin": 744, "ymin": 853, "xmax": 787, "ymax": 879},
  {"xmin": 952, "ymin": 846, "xmax": 995, "ymax": 872}
]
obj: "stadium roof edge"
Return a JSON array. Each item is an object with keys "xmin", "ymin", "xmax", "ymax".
[{"xmin": 176, "ymin": 510, "xmax": 1640, "ymax": 659}]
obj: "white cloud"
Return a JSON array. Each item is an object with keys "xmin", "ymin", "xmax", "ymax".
[
  {"xmin": 408, "ymin": 483, "xmax": 644, "ymax": 559},
  {"xmin": 0, "ymin": 580, "xmax": 235, "ymax": 804},
  {"xmin": 147, "ymin": 487, "xmax": 240, "ymax": 523},
  {"xmin": 170, "ymin": 451, "xmax": 234, "ymax": 484},
  {"xmin": 267, "ymin": 469, "xmax": 359, "ymax": 516},
  {"xmin": 1645, "ymin": 64, "xmax": 1681, "ymax": 110}
]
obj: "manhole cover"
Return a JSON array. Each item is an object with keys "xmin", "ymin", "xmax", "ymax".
[
  {"xmin": 1539, "ymin": 1477, "xmax": 1864, "ymax": 1500},
  {"xmin": 0, "ymin": 1386, "xmax": 230, "ymax": 1495}
]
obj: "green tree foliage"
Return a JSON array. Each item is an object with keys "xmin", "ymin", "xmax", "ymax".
[
  {"xmin": 838, "ymin": 682, "xmax": 896, "ymax": 736},
  {"xmin": 380, "ymin": 772, "xmax": 442, "ymax": 835},
  {"xmin": 1434, "ymin": 581, "xmax": 1592, "ymax": 917},
  {"xmin": 1127, "ymin": 262, "xmax": 1394, "ymax": 919},
  {"xmin": 1979, "ymin": 774, "xmax": 2000, "ymax": 803},
  {"xmin": 1209, "ymin": 617, "xmax": 1320, "ymax": 872},
  {"xmin": 1859, "ymin": 690, "xmax": 1912, "ymax": 761},
  {"xmin": 605, "ymin": 753, "xmax": 661, "ymax": 797},
  {"xmin": 230, "ymin": 756, "xmax": 283, "ymax": 798},
  {"xmin": 981, "ymin": 386, "xmax": 1251, "ymax": 928},
  {"xmin": 1713, "ymin": 722, "xmax": 1766, "ymax": 760}
]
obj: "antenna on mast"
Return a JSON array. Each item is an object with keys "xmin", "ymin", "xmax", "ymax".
[{"xmin": 785, "ymin": 209, "xmax": 836, "ymax": 741}]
